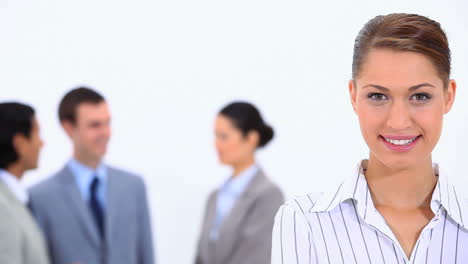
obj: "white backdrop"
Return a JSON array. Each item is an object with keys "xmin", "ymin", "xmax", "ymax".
[{"xmin": 1, "ymin": 0, "xmax": 468, "ymax": 263}]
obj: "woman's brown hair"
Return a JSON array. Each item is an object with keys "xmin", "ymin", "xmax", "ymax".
[{"xmin": 352, "ymin": 13, "xmax": 451, "ymax": 87}]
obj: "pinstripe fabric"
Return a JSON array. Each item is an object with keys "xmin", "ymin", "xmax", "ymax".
[{"xmin": 272, "ymin": 161, "xmax": 468, "ymax": 264}]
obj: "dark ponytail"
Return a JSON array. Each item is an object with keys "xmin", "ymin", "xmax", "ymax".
[
  {"xmin": 257, "ymin": 123, "xmax": 274, "ymax": 148},
  {"xmin": 219, "ymin": 101, "xmax": 274, "ymax": 148}
]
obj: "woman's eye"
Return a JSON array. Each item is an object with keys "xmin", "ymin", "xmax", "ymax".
[
  {"xmin": 411, "ymin": 93, "xmax": 432, "ymax": 101},
  {"xmin": 368, "ymin": 93, "xmax": 388, "ymax": 101}
]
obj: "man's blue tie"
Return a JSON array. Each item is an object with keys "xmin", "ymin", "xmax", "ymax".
[{"xmin": 90, "ymin": 176, "xmax": 104, "ymax": 237}]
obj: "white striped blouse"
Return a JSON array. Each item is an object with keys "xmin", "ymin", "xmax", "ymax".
[{"xmin": 272, "ymin": 160, "xmax": 468, "ymax": 264}]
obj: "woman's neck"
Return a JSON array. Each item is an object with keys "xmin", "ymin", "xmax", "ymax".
[
  {"xmin": 365, "ymin": 155, "xmax": 437, "ymax": 210},
  {"xmin": 232, "ymin": 157, "xmax": 255, "ymax": 178}
]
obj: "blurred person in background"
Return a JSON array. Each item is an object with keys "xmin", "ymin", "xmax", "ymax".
[
  {"xmin": 195, "ymin": 101, "xmax": 284, "ymax": 264},
  {"xmin": 0, "ymin": 102, "xmax": 49, "ymax": 264},
  {"xmin": 28, "ymin": 87, "xmax": 155, "ymax": 264}
]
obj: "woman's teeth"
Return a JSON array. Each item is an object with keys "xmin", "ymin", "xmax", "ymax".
[{"xmin": 384, "ymin": 136, "xmax": 418, "ymax": 145}]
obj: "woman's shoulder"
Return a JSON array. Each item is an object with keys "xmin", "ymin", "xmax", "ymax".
[
  {"xmin": 254, "ymin": 169, "xmax": 283, "ymax": 194},
  {"xmin": 273, "ymin": 193, "xmax": 324, "ymax": 235},
  {"xmin": 279, "ymin": 192, "xmax": 324, "ymax": 217}
]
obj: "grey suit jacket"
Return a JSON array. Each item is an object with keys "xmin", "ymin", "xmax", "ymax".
[
  {"xmin": 28, "ymin": 165, "xmax": 155, "ymax": 264},
  {"xmin": 0, "ymin": 181, "xmax": 50, "ymax": 264},
  {"xmin": 195, "ymin": 169, "xmax": 284, "ymax": 264}
]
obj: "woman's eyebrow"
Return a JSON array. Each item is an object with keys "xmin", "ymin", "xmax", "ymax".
[
  {"xmin": 362, "ymin": 84, "xmax": 389, "ymax": 91},
  {"xmin": 362, "ymin": 83, "xmax": 435, "ymax": 91},
  {"xmin": 408, "ymin": 83, "xmax": 435, "ymax": 91}
]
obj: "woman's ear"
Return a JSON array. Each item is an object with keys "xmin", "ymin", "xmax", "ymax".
[
  {"xmin": 349, "ymin": 80, "xmax": 357, "ymax": 113},
  {"xmin": 444, "ymin": 79, "xmax": 457, "ymax": 114},
  {"xmin": 12, "ymin": 133, "xmax": 27, "ymax": 158},
  {"xmin": 247, "ymin": 130, "xmax": 260, "ymax": 149}
]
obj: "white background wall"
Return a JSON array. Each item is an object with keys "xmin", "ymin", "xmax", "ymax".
[{"xmin": 1, "ymin": 0, "xmax": 468, "ymax": 263}]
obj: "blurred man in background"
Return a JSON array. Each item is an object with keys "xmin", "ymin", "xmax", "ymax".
[
  {"xmin": 29, "ymin": 87, "xmax": 155, "ymax": 264},
  {"xmin": 0, "ymin": 102, "xmax": 50, "ymax": 264}
]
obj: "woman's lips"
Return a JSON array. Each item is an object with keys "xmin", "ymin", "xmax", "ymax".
[{"xmin": 380, "ymin": 135, "xmax": 421, "ymax": 152}]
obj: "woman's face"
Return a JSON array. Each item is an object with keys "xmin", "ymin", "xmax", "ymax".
[
  {"xmin": 214, "ymin": 114, "xmax": 257, "ymax": 167},
  {"xmin": 349, "ymin": 49, "xmax": 456, "ymax": 170}
]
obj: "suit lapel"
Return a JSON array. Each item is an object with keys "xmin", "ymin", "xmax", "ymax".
[
  {"xmin": 105, "ymin": 168, "xmax": 119, "ymax": 247},
  {"xmin": 58, "ymin": 166, "xmax": 101, "ymax": 248},
  {"xmin": 204, "ymin": 192, "xmax": 217, "ymax": 238},
  {"xmin": 215, "ymin": 170, "xmax": 267, "ymax": 263}
]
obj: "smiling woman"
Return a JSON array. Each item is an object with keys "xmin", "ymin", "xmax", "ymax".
[
  {"xmin": 271, "ymin": 13, "xmax": 467, "ymax": 264},
  {"xmin": 351, "ymin": 49, "xmax": 455, "ymax": 169}
]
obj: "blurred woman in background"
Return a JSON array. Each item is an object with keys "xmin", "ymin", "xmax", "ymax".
[{"xmin": 195, "ymin": 101, "xmax": 284, "ymax": 264}]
